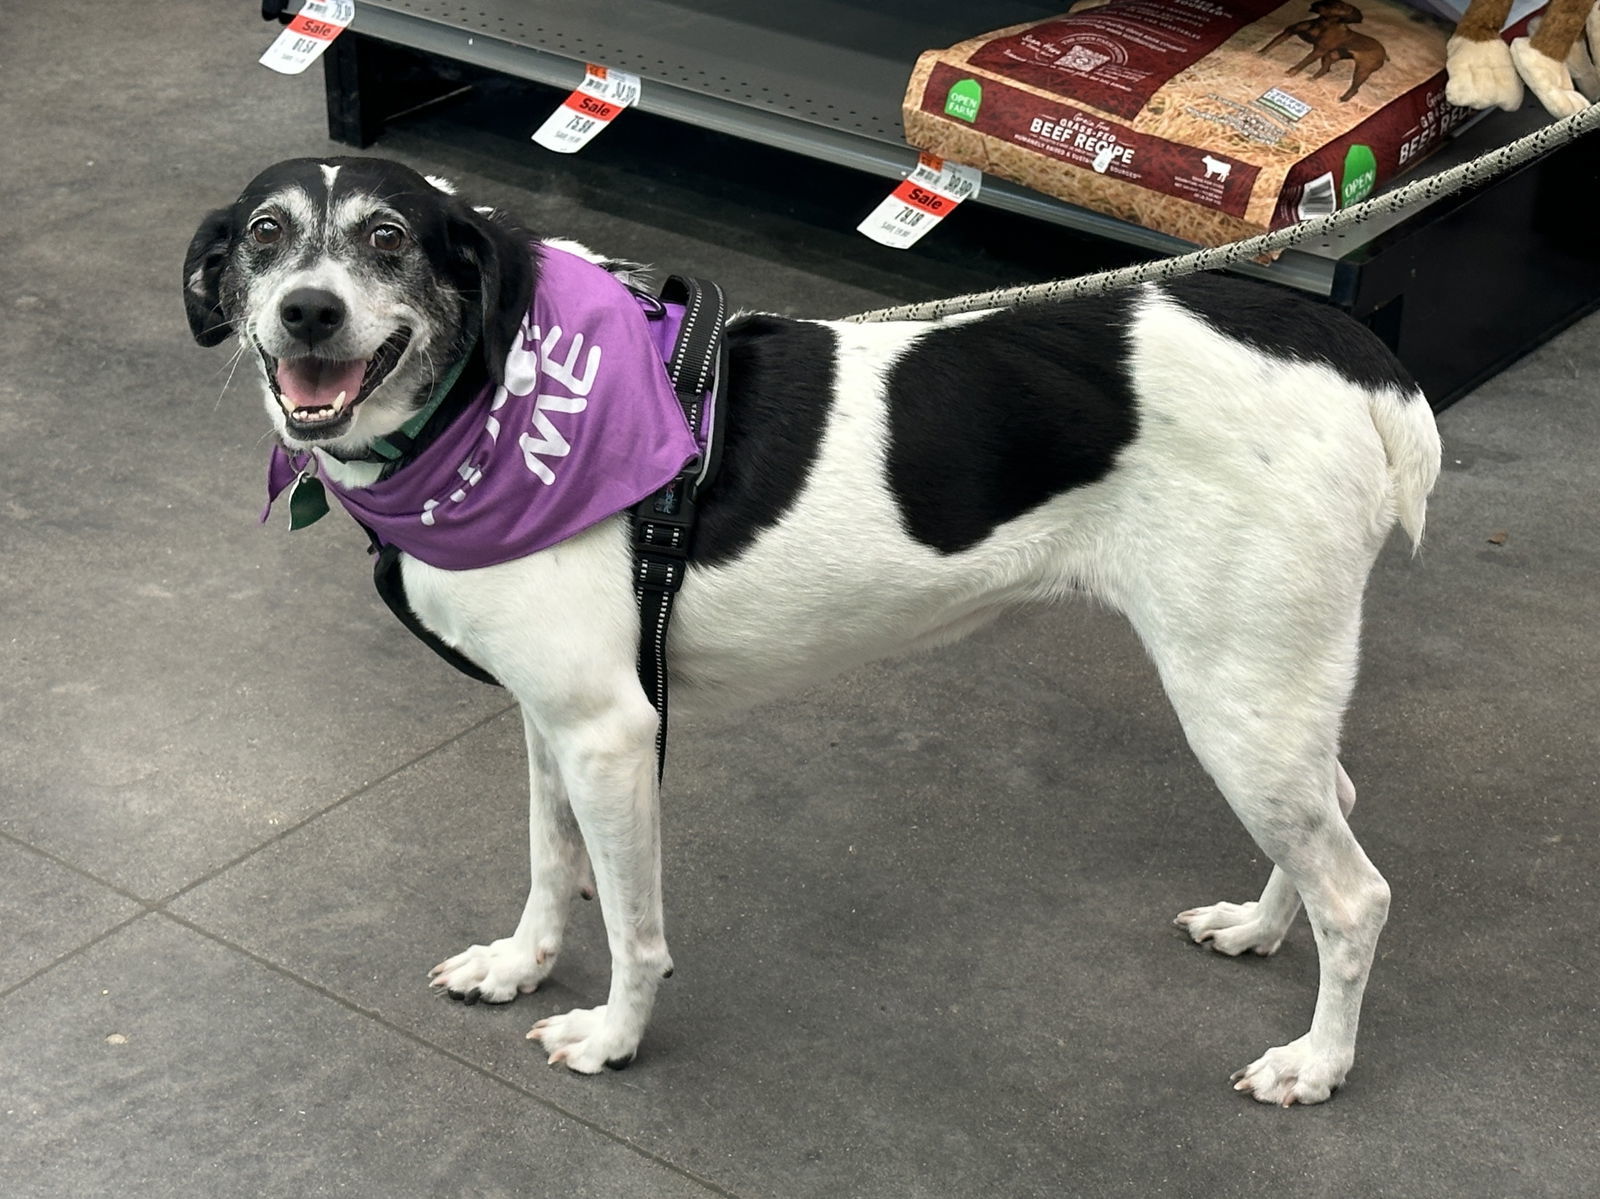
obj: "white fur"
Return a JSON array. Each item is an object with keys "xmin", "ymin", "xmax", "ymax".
[{"xmin": 408, "ymin": 281, "xmax": 1441, "ymax": 1102}]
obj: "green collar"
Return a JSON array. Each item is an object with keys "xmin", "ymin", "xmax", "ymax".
[{"xmin": 367, "ymin": 351, "xmax": 473, "ymax": 463}]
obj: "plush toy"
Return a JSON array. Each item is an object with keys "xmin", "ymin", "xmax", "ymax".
[{"xmin": 1446, "ymin": 0, "xmax": 1600, "ymax": 116}]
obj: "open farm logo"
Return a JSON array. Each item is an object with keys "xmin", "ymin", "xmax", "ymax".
[
  {"xmin": 1341, "ymin": 144, "xmax": 1377, "ymax": 207},
  {"xmin": 944, "ymin": 78, "xmax": 982, "ymax": 122}
]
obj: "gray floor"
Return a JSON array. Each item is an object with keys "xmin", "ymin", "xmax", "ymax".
[{"xmin": 4, "ymin": 4, "xmax": 1598, "ymax": 1197}]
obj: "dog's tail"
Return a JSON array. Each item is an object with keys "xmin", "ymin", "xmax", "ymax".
[{"xmin": 1368, "ymin": 387, "xmax": 1442, "ymax": 552}]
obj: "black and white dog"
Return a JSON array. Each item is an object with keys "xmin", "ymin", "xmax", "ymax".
[{"xmin": 184, "ymin": 157, "xmax": 1441, "ymax": 1105}]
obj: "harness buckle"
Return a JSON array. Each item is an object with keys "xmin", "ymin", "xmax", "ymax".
[{"xmin": 632, "ymin": 470, "xmax": 698, "ymax": 563}]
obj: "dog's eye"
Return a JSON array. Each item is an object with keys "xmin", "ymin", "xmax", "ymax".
[
  {"xmin": 370, "ymin": 224, "xmax": 406, "ymax": 252},
  {"xmin": 249, "ymin": 217, "xmax": 283, "ymax": 246}
]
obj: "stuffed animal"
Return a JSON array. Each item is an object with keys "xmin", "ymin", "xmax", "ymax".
[{"xmin": 1446, "ymin": 0, "xmax": 1600, "ymax": 116}]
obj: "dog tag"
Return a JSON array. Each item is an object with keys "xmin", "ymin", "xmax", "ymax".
[
  {"xmin": 532, "ymin": 65, "xmax": 642, "ymax": 154},
  {"xmin": 288, "ymin": 472, "xmax": 330, "ymax": 531},
  {"xmin": 259, "ymin": 0, "xmax": 355, "ymax": 76},
  {"xmin": 857, "ymin": 154, "xmax": 983, "ymax": 249}
]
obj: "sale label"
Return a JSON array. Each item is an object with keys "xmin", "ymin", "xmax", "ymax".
[
  {"xmin": 259, "ymin": 0, "xmax": 355, "ymax": 76},
  {"xmin": 857, "ymin": 153, "xmax": 983, "ymax": 249},
  {"xmin": 532, "ymin": 65, "xmax": 643, "ymax": 154}
]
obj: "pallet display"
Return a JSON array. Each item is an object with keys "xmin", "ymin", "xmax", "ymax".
[{"xmin": 319, "ymin": 0, "xmax": 1600, "ymax": 407}]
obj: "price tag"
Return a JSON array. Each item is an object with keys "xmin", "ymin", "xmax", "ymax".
[
  {"xmin": 532, "ymin": 65, "xmax": 643, "ymax": 154},
  {"xmin": 858, "ymin": 154, "xmax": 983, "ymax": 249},
  {"xmin": 259, "ymin": 0, "xmax": 355, "ymax": 76}
]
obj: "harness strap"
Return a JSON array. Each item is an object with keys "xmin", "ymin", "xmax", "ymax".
[{"xmin": 633, "ymin": 275, "xmax": 728, "ymax": 779}]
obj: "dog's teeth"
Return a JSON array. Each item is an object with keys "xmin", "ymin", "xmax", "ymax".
[{"xmin": 332, "ymin": 390, "xmax": 348, "ymax": 410}]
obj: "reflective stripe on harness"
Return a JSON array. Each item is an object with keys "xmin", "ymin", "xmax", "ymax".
[{"xmin": 632, "ymin": 275, "xmax": 729, "ymax": 780}]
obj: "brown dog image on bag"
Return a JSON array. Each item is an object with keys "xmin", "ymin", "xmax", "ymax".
[{"xmin": 1260, "ymin": 1, "xmax": 1389, "ymax": 102}]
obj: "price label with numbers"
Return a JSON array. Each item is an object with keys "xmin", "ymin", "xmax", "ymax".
[
  {"xmin": 857, "ymin": 154, "xmax": 983, "ymax": 249},
  {"xmin": 259, "ymin": 0, "xmax": 355, "ymax": 76},
  {"xmin": 532, "ymin": 65, "xmax": 643, "ymax": 154}
]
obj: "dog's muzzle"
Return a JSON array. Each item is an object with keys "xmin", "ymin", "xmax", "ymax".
[{"xmin": 260, "ymin": 327, "xmax": 413, "ymax": 433}]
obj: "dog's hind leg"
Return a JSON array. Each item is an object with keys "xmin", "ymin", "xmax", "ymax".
[
  {"xmin": 1125, "ymin": 569, "xmax": 1389, "ymax": 1106},
  {"xmin": 1174, "ymin": 761, "xmax": 1357, "ymax": 956},
  {"xmin": 429, "ymin": 719, "xmax": 586, "ymax": 1002}
]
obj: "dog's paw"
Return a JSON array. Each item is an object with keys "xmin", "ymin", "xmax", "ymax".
[
  {"xmin": 428, "ymin": 937, "xmax": 554, "ymax": 1004},
  {"xmin": 1174, "ymin": 900, "xmax": 1286, "ymax": 956},
  {"xmin": 527, "ymin": 1005, "xmax": 638, "ymax": 1073},
  {"xmin": 1445, "ymin": 37, "xmax": 1525, "ymax": 111},
  {"xmin": 1231, "ymin": 1036, "xmax": 1350, "ymax": 1106}
]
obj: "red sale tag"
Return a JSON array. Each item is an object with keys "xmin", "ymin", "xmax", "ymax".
[
  {"xmin": 532, "ymin": 65, "xmax": 643, "ymax": 154},
  {"xmin": 260, "ymin": 0, "xmax": 354, "ymax": 75},
  {"xmin": 562, "ymin": 93, "xmax": 624, "ymax": 122},
  {"xmin": 889, "ymin": 180, "xmax": 953, "ymax": 217},
  {"xmin": 859, "ymin": 154, "xmax": 983, "ymax": 248}
]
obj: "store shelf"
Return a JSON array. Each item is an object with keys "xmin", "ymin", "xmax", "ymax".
[
  {"xmin": 325, "ymin": 1, "xmax": 1600, "ymax": 404},
  {"xmin": 350, "ymin": 0, "xmax": 1407, "ymax": 293}
]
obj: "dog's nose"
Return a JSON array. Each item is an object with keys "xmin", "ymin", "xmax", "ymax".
[{"xmin": 279, "ymin": 287, "xmax": 346, "ymax": 345}]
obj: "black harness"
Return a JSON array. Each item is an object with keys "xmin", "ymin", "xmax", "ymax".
[{"xmin": 369, "ymin": 274, "xmax": 729, "ymax": 778}]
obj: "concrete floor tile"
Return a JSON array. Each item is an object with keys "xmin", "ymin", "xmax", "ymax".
[
  {"xmin": 0, "ymin": 839, "xmax": 139, "ymax": 994},
  {"xmin": 0, "ymin": 914, "xmax": 725, "ymax": 1199}
]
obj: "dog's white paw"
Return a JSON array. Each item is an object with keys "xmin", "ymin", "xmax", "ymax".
[
  {"xmin": 1174, "ymin": 900, "xmax": 1286, "ymax": 956},
  {"xmin": 428, "ymin": 937, "xmax": 553, "ymax": 1004},
  {"xmin": 527, "ymin": 1005, "xmax": 638, "ymax": 1073},
  {"xmin": 1231, "ymin": 1036, "xmax": 1350, "ymax": 1106}
]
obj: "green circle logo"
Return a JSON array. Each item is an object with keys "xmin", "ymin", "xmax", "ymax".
[
  {"xmin": 1342, "ymin": 144, "xmax": 1377, "ymax": 207},
  {"xmin": 945, "ymin": 78, "xmax": 982, "ymax": 123}
]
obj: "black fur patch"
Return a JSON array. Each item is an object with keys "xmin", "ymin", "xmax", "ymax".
[
  {"xmin": 693, "ymin": 315, "xmax": 837, "ymax": 565},
  {"xmin": 1162, "ymin": 274, "xmax": 1420, "ymax": 396},
  {"xmin": 884, "ymin": 297, "xmax": 1141, "ymax": 555}
]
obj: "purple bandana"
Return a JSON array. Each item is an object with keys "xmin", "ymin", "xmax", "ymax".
[{"xmin": 265, "ymin": 246, "xmax": 701, "ymax": 571}]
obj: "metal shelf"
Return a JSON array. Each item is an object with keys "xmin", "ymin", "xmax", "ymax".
[
  {"xmin": 328, "ymin": 2, "xmax": 1600, "ymax": 405},
  {"xmin": 346, "ymin": 0, "xmax": 1528, "ymax": 296}
]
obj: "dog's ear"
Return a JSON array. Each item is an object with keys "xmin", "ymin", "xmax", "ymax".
[
  {"xmin": 448, "ymin": 205, "xmax": 536, "ymax": 385},
  {"xmin": 183, "ymin": 208, "xmax": 236, "ymax": 347}
]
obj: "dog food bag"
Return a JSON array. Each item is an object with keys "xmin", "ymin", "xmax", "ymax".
[{"xmin": 902, "ymin": 0, "xmax": 1481, "ymax": 246}]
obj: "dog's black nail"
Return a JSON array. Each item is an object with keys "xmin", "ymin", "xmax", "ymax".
[
  {"xmin": 604, "ymin": 1053, "xmax": 636, "ymax": 1071},
  {"xmin": 661, "ymin": 967, "xmax": 674, "ymax": 979}
]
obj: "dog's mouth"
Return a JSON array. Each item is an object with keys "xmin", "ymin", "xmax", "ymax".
[{"xmin": 262, "ymin": 328, "xmax": 413, "ymax": 434}]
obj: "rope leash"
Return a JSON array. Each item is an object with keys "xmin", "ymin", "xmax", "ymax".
[{"xmin": 843, "ymin": 101, "xmax": 1600, "ymax": 323}]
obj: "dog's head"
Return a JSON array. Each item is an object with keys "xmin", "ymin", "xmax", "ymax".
[
  {"xmin": 183, "ymin": 157, "xmax": 535, "ymax": 454},
  {"xmin": 1311, "ymin": 0, "xmax": 1363, "ymax": 21}
]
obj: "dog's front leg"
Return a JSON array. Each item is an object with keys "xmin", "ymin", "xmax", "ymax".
[
  {"xmin": 1286, "ymin": 46, "xmax": 1323, "ymax": 75},
  {"xmin": 528, "ymin": 693, "xmax": 670, "ymax": 1072},
  {"xmin": 429, "ymin": 718, "xmax": 589, "ymax": 1002}
]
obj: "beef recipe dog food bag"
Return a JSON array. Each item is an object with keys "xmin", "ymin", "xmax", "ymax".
[{"xmin": 902, "ymin": 0, "xmax": 1486, "ymax": 246}]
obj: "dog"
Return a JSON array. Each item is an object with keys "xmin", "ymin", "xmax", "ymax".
[
  {"xmin": 1261, "ymin": 1, "xmax": 1390, "ymax": 102},
  {"xmin": 183, "ymin": 157, "xmax": 1441, "ymax": 1105}
]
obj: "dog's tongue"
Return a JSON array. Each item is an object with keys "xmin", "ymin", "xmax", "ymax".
[{"xmin": 275, "ymin": 357, "xmax": 366, "ymax": 410}]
